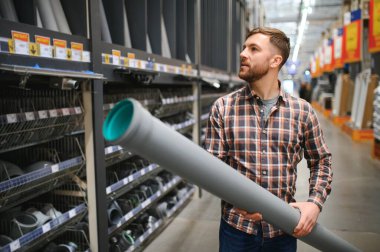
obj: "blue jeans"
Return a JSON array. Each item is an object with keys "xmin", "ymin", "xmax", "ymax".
[{"xmin": 219, "ymin": 219, "xmax": 297, "ymax": 252}]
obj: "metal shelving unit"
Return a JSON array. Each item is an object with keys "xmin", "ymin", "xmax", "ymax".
[{"xmin": 0, "ymin": 0, "xmax": 246, "ymax": 251}]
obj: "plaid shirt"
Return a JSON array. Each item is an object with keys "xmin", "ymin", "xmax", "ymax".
[{"xmin": 205, "ymin": 84, "xmax": 332, "ymax": 238}]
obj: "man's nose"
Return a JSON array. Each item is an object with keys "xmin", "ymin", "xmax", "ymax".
[{"xmin": 240, "ymin": 48, "xmax": 248, "ymax": 60}]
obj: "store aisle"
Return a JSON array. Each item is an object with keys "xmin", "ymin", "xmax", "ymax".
[{"xmin": 145, "ymin": 112, "xmax": 380, "ymax": 252}]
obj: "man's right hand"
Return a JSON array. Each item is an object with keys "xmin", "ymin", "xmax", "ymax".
[{"xmin": 235, "ymin": 208, "xmax": 263, "ymax": 222}]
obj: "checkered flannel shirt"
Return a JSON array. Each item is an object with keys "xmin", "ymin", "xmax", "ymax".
[{"xmin": 205, "ymin": 84, "xmax": 332, "ymax": 238}]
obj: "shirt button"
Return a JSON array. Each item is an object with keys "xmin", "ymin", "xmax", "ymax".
[
  {"xmin": 260, "ymin": 109, "xmax": 264, "ymax": 113},
  {"xmin": 262, "ymin": 150, "xmax": 266, "ymax": 154},
  {"xmin": 262, "ymin": 129, "xmax": 267, "ymax": 134},
  {"xmin": 262, "ymin": 170, "xmax": 267, "ymax": 175}
]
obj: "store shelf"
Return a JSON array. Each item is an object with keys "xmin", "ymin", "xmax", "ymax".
[
  {"xmin": 125, "ymin": 219, "xmax": 163, "ymax": 252},
  {"xmin": 0, "ymin": 156, "xmax": 84, "ymax": 209},
  {"xmin": 126, "ymin": 187, "xmax": 195, "ymax": 252},
  {"xmin": 0, "ymin": 203, "xmax": 87, "ymax": 252},
  {"xmin": 106, "ymin": 163, "xmax": 161, "ymax": 196},
  {"xmin": 169, "ymin": 118, "xmax": 195, "ymax": 131},
  {"xmin": 100, "ymin": 43, "xmax": 197, "ymax": 84},
  {"xmin": 108, "ymin": 176, "xmax": 182, "ymax": 235},
  {"xmin": 200, "ymin": 66, "xmax": 230, "ymax": 84},
  {"xmin": 0, "ymin": 64, "xmax": 103, "ymax": 80},
  {"xmin": 165, "ymin": 187, "xmax": 195, "ymax": 218},
  {"xmin": 0, "ymin": 105, "xmax": 84, "ymax": 154},
  {"xmin": 200, "ymin": 113, "xmax": 209, "ymax": 122}
]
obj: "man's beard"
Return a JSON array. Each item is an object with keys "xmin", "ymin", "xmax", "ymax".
[{"xmin": 238, "ymin": 63, "xmax": 269, "ymax": 83}]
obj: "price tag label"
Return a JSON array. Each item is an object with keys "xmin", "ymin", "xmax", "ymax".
[
  {"xmin": 71, "ymin": 42, "xmax": 83, "ymax": 61},
  {"xmin": 40, "ymin": 44, "xmax": 52, "ymax": 58},
  {"xmin": 106, "ymin": 187, "xmax": 111, "ymax": 194},
  {"xmin": 62, "ymin": 108, "xmax": 70, "ymax": 116},
  {"xmin": 122, "ymin": 57, "xmax": 129, "ymax": 67},
  {"xmin": 82, "ymin": 51, "xmax": 91, "ymax": 62},
  {"xmin": 112, "ymin": 50, "xmax": 121, "ymax": 65},
  {"xmin": 74, "ymin": 107, "xmax": 82, "ymax": 114},
  {"xmin": 123, "ymin": 177, "xmax": 129, "ymax": 185},
  {"xmin": 25, "ymin": 112, "xmax": 35, "ymax": 121},
  {"xmin": 14, "ymin": 39, "xmax": 29, "ymax": 55},
  {"xmin": 71, "ymin": 49, "xmax": 81, "ymax": 61},
  {"xmin": 6, "ymin": 114, "xmax": 17, "ymax": 123},
  {"xmin": 49, "ymin": 109, "xmax": 58, "ymax": 117},
  {"xmin": 38, "ymin": 110, "xmax": 48, "ymax": 119},
  {"xmin": 10, "ymin": 240, "xmax": 20, "ymax": 251},
  {"xmin": 69, "ymin": 209, "xmax": 76, "ymax": 218},
  {"xmin": 51, "ymin": 164, "xmax": 59, "ymax": 173},
  {"xmin": 12, "ymin": 31, "xmax": 30, "ymax": 55},
  {"xmin": 42, "ymin": 223, "xmax": 51, "ymax": 233},
  {"xmin": 29, "ymin": 42, "xmax": 38, "ymax": 56},
  {"xmin": 53, "ymin": 39, "xmax": 67, "ymax": 60},
  {"xmin": 55, "ymin": 46, "xmax": 67, "ymax": 60},
  {"xmin": 35, "ymin": 35, "xmax": 52, "ymax": 58},
  {"xmin": 129, "ymin": 59, "xmax": 137, "ymax": 68}
]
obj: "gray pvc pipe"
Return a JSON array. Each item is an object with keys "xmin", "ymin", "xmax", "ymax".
[
  {"xmin": 99, "ymin": 0, "xmax": 112, "ymax": 43},
  {"xmin": 123, "ymin": 5, "xmax": 132, "ymax": 48},
  {"xmin": 161, "ymin": 16, "xmax": 171, "ymax": 58},
  {"xmin": 0, "ymin": 0, "xmax": 18, "ymax": 22},
  {"xmin": 37, "ymin": 0, "xmax": 59, "ymax": 32},
  {"xmin": 36, "ymin": 7, "xmax": 43, "ymax": 28},
  {"xmin": 102, "ymin": 99, "xmax": 360, "ymax": 252},
  {"xmin": 51, "ymin": 0, "xmax": 72, "ymax": 34}
]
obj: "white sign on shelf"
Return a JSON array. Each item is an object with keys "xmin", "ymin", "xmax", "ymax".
[
  {"xmin": 62, "ymin": 108, "xmax": 70, "ymax": 116},
  {"xmin": 10, "ymin": 240, "xmax": 21, "ymax": 251},
  {"xmin": 39, "ymin": 44, "xmax": 52, "ymax": 58},
  {"xmin": 38, "ymin": 110, "xmax": 48, "ymax": 119},
  {"xmin": 14, "ymin": 39, "xmax": 29, "ymax": 55},
  {"xmin": 25, "ymin": 112, "xmax": 35, "ymax": 121},
  {"xmin": 51, "ymin": 164, "xmax": 59, "ymax": 173},
  {"xmin": 42, "ymin": 223, "xmax": 51, "ymax": 233},
  {"xmin": 82, "ymin": 51, "xmax": 91, "ymax": 62},
  {"xmin": 55, "ymin": 47, "xmax": 67, "ymax": 60},
  {"xmin": 6, "ymin": 114, "xmax": 17, "ymax": 124}
]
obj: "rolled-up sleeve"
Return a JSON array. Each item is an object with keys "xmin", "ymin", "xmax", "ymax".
[
  {"xmin": 204, "ymin": 98, "xmax": 228, "ymax": 162},
  {"xmin": 303, "ymin": 107, "xmax": 333, "ymax": 211}
]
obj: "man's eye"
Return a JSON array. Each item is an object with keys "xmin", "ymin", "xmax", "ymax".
[{"xmin": 251, "ymin": 47, "xmax": 257, "ymax": 51}]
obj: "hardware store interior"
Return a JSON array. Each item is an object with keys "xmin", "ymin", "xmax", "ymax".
[{"xmin": 0, "ymin": 0, "xmax": 379, "ymax": 251}]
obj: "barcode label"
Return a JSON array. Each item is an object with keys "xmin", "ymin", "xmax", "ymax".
[
  {"xmin": 10, "ymin": 240, "xmax": 20, "ymax": 251},
  {"xmin": 51, "ymin": 164, "xmax": 59, "ymax": 173},
  {"xmin": 74, "ymin": 107, "xmax": 82, "ymax": 114},
  {"xmin": 38, "ymin": 110, "xmax": 48, "ymax": 119},
  {"xmin": 6, "ymin": 114, "xmax": 17, "ymax": 123},
  {"xmin": 25, "ymin": 112, "xmax": 35, "ymax": 121},
  {"xmin": 62, "ymin": 108, "xmax": 70, "ymax": 116}
]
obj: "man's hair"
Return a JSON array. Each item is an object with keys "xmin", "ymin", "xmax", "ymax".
[{"xmin": 246, "ymin": 27, "xmax": 290, "ymax": 68}]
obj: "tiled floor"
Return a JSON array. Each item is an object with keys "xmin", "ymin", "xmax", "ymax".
[{"xmin": 145, "ymin": 113, "xmax": 380, "ymax": 252}]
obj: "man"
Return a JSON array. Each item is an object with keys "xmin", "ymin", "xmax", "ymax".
[{"xmin": 205, "ymin": 27, "xmax": 332, "ymax": 252}]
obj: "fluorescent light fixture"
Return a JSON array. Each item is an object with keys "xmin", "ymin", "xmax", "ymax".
[{"xmin": 292, "ymin": 3, "xmax": 309, "ymax": 62}]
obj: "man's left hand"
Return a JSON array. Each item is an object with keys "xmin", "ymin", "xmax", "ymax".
[{"xmin": 289, "ymin": 202, "xmax": 320, "ymax": 238}]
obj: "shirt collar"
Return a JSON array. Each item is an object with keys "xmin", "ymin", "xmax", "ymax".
[{"xmin": 244, "ymin": 80, "xmax": 288, "ymax": 104}]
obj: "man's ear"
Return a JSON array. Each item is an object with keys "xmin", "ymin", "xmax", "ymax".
[{"xmin": 270, "ymin": 55, "xmax": 283, "ymax": 68}]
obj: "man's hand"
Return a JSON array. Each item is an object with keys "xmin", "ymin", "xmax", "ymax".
[
  {"xmin": 234, "ymin": 208, "xmax": 262, "ymax": 222},
  {"xmin": 290, "ymin": 202, "xmax": 320, "ymax": 238}
]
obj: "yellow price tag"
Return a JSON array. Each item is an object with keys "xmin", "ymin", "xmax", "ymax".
[
  {"xmin": 8, "ymin": 39, "xmax": 14, "ymax": 53},
  {"xmin": 29, "ymin": 43, "xmax": 38, "ymax": 56}
]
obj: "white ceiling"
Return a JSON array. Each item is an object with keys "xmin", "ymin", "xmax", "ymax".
[{"xmin": 260, "ymin": 0, "xmax": 343, "ymax": 80}]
